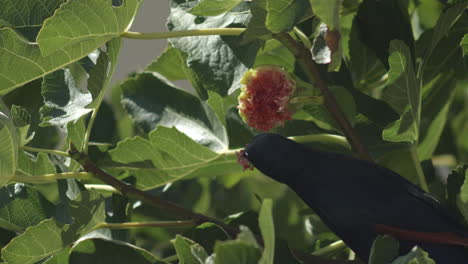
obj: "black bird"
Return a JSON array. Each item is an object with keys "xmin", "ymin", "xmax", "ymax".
[{"xmin": 242, "ymin": 133, "xmax": 468, "ymax": 263}]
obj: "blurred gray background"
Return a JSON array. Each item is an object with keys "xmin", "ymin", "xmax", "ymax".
[{"xmin": 112, "ymin": 1, "xmax": 171, "ymax": 86}]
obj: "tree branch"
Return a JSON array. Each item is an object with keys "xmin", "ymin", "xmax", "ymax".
[
  {"xmin": 274, "ymin": 33, "xmax": 373, "ymax": 162},
  {"xmin": 68, "ymin": 144, "xmax": 239, "ymax": 237}
]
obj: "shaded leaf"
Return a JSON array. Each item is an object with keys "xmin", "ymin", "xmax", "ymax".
[
  {"xmin": 265, "ymin": 0, "xmax": 311, "ymax": 33},
  {"xmin": 10, "ymin": 105, "xmax": 33, "ymax": 146},
  {"xmin": 173, "ymin": 235, "xmax": 208, "ymax": 264},
  {"xmin": 87, "ymin": 38, "xmax": 122, "ymax": 108},
  {"xmin": 391, "ymin": 247, "xmax": 435, "ymax": 264},
  {"xmin": 462, "ymin": 34, "xmax": 468, "ymax": 56},
  {"xmin": 120, "ymin": 73, "xmax": 228, "ymax": 152},
  {"xmin": 213, "ymin": 226, "xmax": 261, "ymax": 264},
  {"xmin": 0, "ymin": 0, "xmax": 65, "ymax": 41},
  {"xmin": 369, "ymin": 235, "xmax": 399, "ymax": 264},
  {"xmin": 0, "ymin": 184, "xmax": 54, "ymax": 232},
  {"xmin": 382, "ymin": 40, "xmax": 420, "ymax": 143},
  {"xmin": 70, "ymin": 238, "xmax": 163, "ymax": 264},
  {"xmin": 242, "ymin": 0, "xmax": 271, "ymax": 41},
  {"xmin": 40, "ymin": 67, "xmax": 92, "ymax": 127},
  {"xmin": 355, "ymin": 0, "xmax": 414, "ymax": 68},
  {"xmin": 423, "ymin": 2, "xmax": 468, "ymax": 61},
  {"xmin": 0, "ymin": 99, "xmax": 17, "ymax": 186},
  {"xmin": 1, "ymin": 190, "xmax": 106, "ymax": 264}
]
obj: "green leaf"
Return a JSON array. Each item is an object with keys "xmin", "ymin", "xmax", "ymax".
[
  {"xmin": 70, "ymin": 238, "xmax": 163, "ymax": 264},
  {"xmin": 184, "ymin": 223, "xmax": 229, "ymax": 254},
  {"xmin": 0, "ymin": 0, "xmax": 139, "ymax": 95},
  {"xmin": 417, "ymin": 74, "xmax": 457, "ymax": 160},
  {"xmin": 168, "ymin": 3, "xmax": 260, "ymax": 96},
  {"xmin": 446, "ymin": 166, "xmax": 468, "ymax": 222},
  {"xmin": 173, "ymin": 235, "xmax": 208, "ymax": 264},
  {"xmin": 0, "ymin": 0, "xmax": 65, "ymax": 41},
  {"xmin": 369, "ymin": 235, "xmax": 399, "ymax": 264},
  {"xmin": 375, "ymin": 145, "xmax": 419, "ymax": 185},
  {"xmin": 17, "ymin": 151, "xmax": 56, "ymax": 176},
  {"xmin": 310, "ymin": 0, "xmax": 342, "ymax": 30},
  {"xmin": 206, "ymin": 90, "xmax": 237, "ymax": 127},
  {"xmin": 391, "ymin": 247, "xmax": 435, "ymax": 264},
  {"xmin": 1, "ymin": 190, "xmax": 105, "ymax": 264},
  {"xmin": 0, "ymin": 99, "xmax": 17, "ymax": 187},
  {"xmin": 189, "ymin": 0, "xmax": 243, "ymax": 16},
  {"xmin": 2, "ymin": 80, "xmax": 60, "ymax": 149},
  {"xmin": 455, "ymin": 167, "xmax": 468, "ymax": 222},
  {"xmin": 39, "ymin": 67, "xmax": 93, "ymax": 127},
  {"xmin": 0, "ymin": 184, "xmax": 54, "ymax": 232},
  {"xmin": 460, "ymin": 34, "xmax": 468, "ymax": 56},
  {"xmin": 109, "ymin": 126, "xmax": 241, "ymax": 190},
  {"xmin": 254, "ymin": 39, "xmax": 295, "ymax": 71},
  {"xmin": 303, "ymin": 85, "xmax": 356, "ymax": 131},
  {"xmin": 258, "ymin": 199, "xmax": 274, "ymax": 264},
  {"xmin": 145, "ymin": 45, "xmax": 187, "ymax": 81},
  {"xmin": 120, "ymin": 73, "xmax": 228, "ymax": 152},
  {"xmin": 424, "ymin": 2, "xmax": 468, "ymax": 61},
  {"xmin": 10, "ymin": 105, "xmax": 34, "ymax": 146},
  {"xmin": 348, "ymin": 23, "xmax": 387, "ymax": 94},
  {"xmin": 67, "ymin": 116, "xmax": 86, "ymax": 152},
  {"xmin": 213, "ymin": 226, "xmax": 261, "ymax": 264},
  {"xmin": 382, "ymin": 40, "xmax": 420, "ymax": 143},
  {"xmin": 354, "ymin": 0, "xmax": 414, "ymax": 68},
  {"xmin": 36, "ymin": 0, "xmax": 141, "ymax": 56},
  {"xmin": 242, "ymin": 0, "xmax": 271, "ymax": 41},
  {"xmin": 87, "ymin": 38, "xmax": 122, "ymax": 107},
  {"xmin": 265, "ymin": 0, "xmax": 311, "ymax": 33}
]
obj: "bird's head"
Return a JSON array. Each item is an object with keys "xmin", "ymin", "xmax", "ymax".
[{"xmin": 239, "ymin": 133, "xmax": 312, "ymax": 184}]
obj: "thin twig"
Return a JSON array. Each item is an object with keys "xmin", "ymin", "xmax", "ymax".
[
  {"xmin": 273, "ymin": 33, "xmax": 373, "ymax": 162},
  {"xmin": 95, "ymin": 220, "xmax": 196, "ymax": 230},
  {"xmin": 68, "ymin": 144, "xmax": 239, "ymax": 237}
]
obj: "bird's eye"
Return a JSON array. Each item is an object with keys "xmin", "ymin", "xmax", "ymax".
[{"xmin": 237, "ymin": 149, "xmax": 253, "ymax": 171}]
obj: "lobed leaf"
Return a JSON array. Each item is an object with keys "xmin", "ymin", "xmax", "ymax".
[
  {"xmin": 1, "ymin": 190, "xmax": 105, "ymax": 264},
  {"xmin": 36, "ymin": 0, "xmax": 140, "ymax": 56},
  {"xmin": 265, "ymin": 0, "xmax": 311, "ymax": 33},
  {"xmin": 108, "ymin": 126, "xmax": 241, "ymax": 190},
  {"xmin": 0, "ymin": 99, "xmax": 17, "ymax": 187},
  {"xmin": 173, "ymin": 235, "xmax": 208, "ymax": 264},
  {"xmin": 382, "ymin": 40, "xmax": 420, "ymax": 143},
  {"xmin": 0, "ymin": 184, "xmax": 54, "ymax": 233},
  {"xmin": 168, "ymin": 2, "xmax": 260, "ymax": 97},
  {"xmin": 120, "ymin": 73, "xmax": 228, "ymax": 152},
  {"xmin": 0, "ymin": 0, "xmax": 139, "ymax": 95},
  {"xmin": 0, "ymin": 0, "xmax": 65, "ymax": 41}
]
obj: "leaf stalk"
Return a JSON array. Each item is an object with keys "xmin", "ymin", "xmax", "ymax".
[
  {"xmin": 95, "ymin": 220, "xmax": 196, "ymax": 230},
  {"xmin": 121, "ymin": 28, "xmax": 246, "ymax": 39}
]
